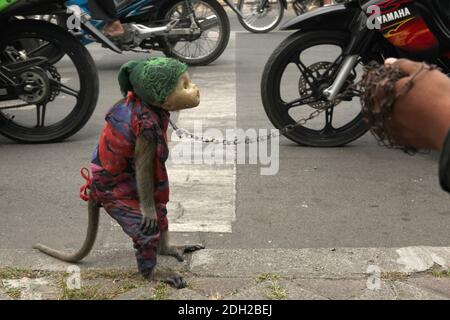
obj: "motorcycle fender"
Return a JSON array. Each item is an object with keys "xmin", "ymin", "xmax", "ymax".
[{"xmin": 281, "ymin": 4, "xmax": 357, "ymax": 31}]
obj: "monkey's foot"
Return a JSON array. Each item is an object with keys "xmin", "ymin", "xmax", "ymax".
[
  {"xmin": 176, "ymin": 244, "xmax": 205, "ymax": 262},
  {"xmin": 159, "ymin": 244, "xmax": 205, "ymax": 262},
  {"xmin": 161, "ymin": 275, "xmax": 187, "ymax": 289},
  {"xmin": 144, "ymin": 270, "xmax": 187, "ymax": 289},
  {"xmin": 182, "ymin": 244, "xmax": 205, "ymax": 253}
]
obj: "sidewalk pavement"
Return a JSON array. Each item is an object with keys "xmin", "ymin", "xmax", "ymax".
[{"xmin": 0, "ymin": 247, "xmax": 449, "ymax": 300}]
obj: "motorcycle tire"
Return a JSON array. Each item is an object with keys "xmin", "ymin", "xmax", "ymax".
[
  {"xmin": 237, "ymin": 0, "xmax": 284, "ymax": 33},
  {"xmin": 261, "ymin": 30, "xmax": 369, "ymax": 147},
  {"xmin": 159, "ymin": 0, "xmax": 230, "ymax": 66},
  {"xmin": 0, "ymin": 20, "xmax": 99, "ymax": 143}
]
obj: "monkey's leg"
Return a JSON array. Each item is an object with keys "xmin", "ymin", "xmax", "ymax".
[
  {"xmin": 33, "ymin": 196, "xmax": 100, "ymax": 263},
  {"xmin": 102, "ymin": 200, "xmax": 186, "ymax": 289},
  {"xmin": 157, "ymin": 230, "xmax": 205, "ymax": 262}
]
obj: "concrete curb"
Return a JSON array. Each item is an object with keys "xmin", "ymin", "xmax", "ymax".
[
  {"xmin": 189, "ymin": 247, "xmax": 450, "ymax": 278},
  {"xmin": 0, "ymin": 290, "xmax": 11, "ymax": 300},
  {"xmin": 1, "ymin": 246, "xmax": 449, "ymax": 277},
  {"xmin": 1, "ymin": 247, "xmax": 449, "ymax": 300},
  {"xmin": 0, "ymin": 248, "xmax": 189, "ymax": 272}
]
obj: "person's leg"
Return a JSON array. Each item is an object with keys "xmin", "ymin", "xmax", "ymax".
[
  {"xmin": 88, "ymin": 0, "xmax": 124, "ymax": 37},
  {"xmin": 104, "ymin": 21, "xmax": 125, "ymax": 37}
]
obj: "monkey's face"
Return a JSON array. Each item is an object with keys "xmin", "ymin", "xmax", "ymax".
[{"xmin": 162, "ymin": 72, "xmax": 200, "ymax": 111}]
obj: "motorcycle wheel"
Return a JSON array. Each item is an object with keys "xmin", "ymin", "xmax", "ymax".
[
  {"xmin": 0, "ymin": 20, "xmax": 99, "ymax": 143},
  {"xmin": 261, "ymin": 30, "xmax": 369, "ymax": 147},
  {"xmin": 23, "ymin": 15, "xmax": 67, "ymax": 65},
  {"xmin": 237, "ymin": 0, "xmax": 284, "ymax": 33},
  {"xmin": 159, "ymin": 0, "xmax": 230, "ymax": 66}
]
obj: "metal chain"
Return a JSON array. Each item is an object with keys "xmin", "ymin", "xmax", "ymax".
[
  {"xmin": 169, "ymin": 58, "xmax": 368, "ymax": 145},
  {"xmin": 360, "ymin": 62, "xmax": 437, "ymax": 155},
  {"xmin": 171, "ymin": 61, "xmax": 437, "ymax": 150},
  {"xmin": 169, "ymin": 107, "xmax": 327, "ymax": 145},
  {"xmin": 47, "ymin": 65, "xmax": 61, "ymax": 102}
]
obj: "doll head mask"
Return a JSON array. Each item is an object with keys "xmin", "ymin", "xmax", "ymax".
[{"xmin": 118, "ymin": 57, "xmax": 200, "ymax": 111}]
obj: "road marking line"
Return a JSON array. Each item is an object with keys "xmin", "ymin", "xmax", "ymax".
[{"xmin": 168, "ymin": 35, "xmax": 237, "ymax": 233}]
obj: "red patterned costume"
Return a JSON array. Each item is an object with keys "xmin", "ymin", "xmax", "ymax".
[{"xmin": 90, "ymin": 92, "xmax": 170, "ymax": 273}]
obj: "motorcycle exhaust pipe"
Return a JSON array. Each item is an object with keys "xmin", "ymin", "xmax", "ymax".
[
  {"xmin": 129, "ymin": 14, "xmax": 218, "ymax": 41},
  {"xmin": 196, "ymin": 15, "xmax": 218, "ymax": 31},
  {"xmin": 131, "ymin": 23, "xmax": 172, "ymax": 37},
  {"xmin": 130, "ymin": 19, "xmax": 181, "ymax": 40}
]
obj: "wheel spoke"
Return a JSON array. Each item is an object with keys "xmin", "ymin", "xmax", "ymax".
[
  {"xmin": 284, "ymin": 93, "xmax": 316, "ymax": 109},
  {"xmin": 194, "ymin": 41, "xmax": 199, "ymax": 58},
  {"xmin": 323, "ymin": 55, "xmax": 344, "ymax": 78},
  {"xmin": 200, "ymin": 35, "xmax": 214, "ymax": 51},
  {"xmin": 244, "ymin": 13, "xmax": 258, "ymax": 25},
  {"xmin": 186, "ymin": 42, "xmax": 192, "ymax": 58},
  {"xmin": 322, "ymin": 107, "xmax": 334, "ymax": 133},
  {"xmin": 35, "ymin": 103, "xmax": 47, "ymax": 127},
  {"xmin": 50, "ymin": 79, "xmax": 79, "ymax": 99},
  {"xmin": 27, "ymin": 41, "xmax": 52, "ymax": 57},
  {"xmin": 294, "ymin": 58, "xmax": 317, "ymax": 88}
]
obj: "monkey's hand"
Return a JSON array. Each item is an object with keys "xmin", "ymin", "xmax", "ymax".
[{"xmin": 140, "ymin": 210, "xmax": 159, "ymax": 236}]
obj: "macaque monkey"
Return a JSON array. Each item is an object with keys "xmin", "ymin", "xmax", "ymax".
[{"xmin": 34, "ymin": 58, "xmax": 203, "ymax": 289}]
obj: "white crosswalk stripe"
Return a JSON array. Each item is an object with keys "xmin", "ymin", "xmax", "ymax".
[{"xmin": 168, "ymin": 33, "xmax": 237, "ymax": 233}]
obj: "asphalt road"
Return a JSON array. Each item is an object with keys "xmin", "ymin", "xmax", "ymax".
[{"xmin": 0, "ymin": 11, "xmax": 449, "ymax": 256}]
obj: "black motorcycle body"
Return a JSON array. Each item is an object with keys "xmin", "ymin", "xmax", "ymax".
[{"xmin": 284, "ymin": 0, "xmax": 450, "ymax": 68}]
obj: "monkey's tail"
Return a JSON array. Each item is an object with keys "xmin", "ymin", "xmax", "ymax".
[{"xmin": 33, "ymin": 198, "xmax": 100, "ymax": 263}]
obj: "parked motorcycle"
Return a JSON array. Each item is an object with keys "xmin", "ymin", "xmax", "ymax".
[
  {"xmin": 261, "ymin": 0, "xmax": 450, "ymax": 147},
  {"xmin": 39, "ymin": 0, "xmax": 230, "ymax": 66},
  {"xmin": 0, "ymin": 0, "xmax": 99, "ymax": 143}
]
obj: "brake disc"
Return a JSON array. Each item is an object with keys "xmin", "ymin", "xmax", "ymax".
[{"xmin": 298, "ymin": 61, "xmax": 341, "ymax": 109}]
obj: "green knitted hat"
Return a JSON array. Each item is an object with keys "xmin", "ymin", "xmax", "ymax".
[{"xmin": 118, "ymin": 57, "xmax": 188, "ymax": 104}]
